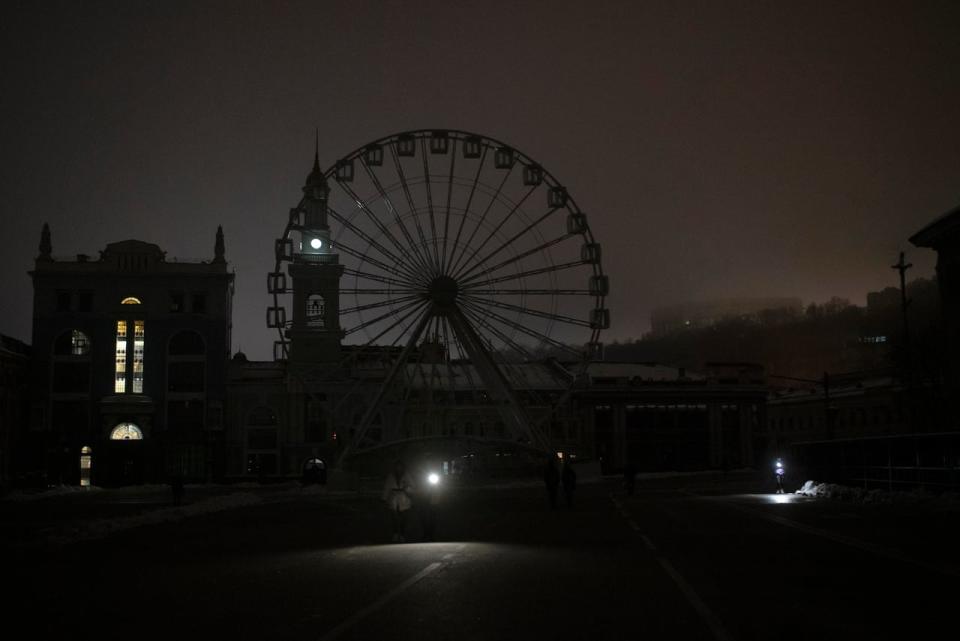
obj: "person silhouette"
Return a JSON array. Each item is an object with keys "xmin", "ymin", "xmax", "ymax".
[{"xmin": 383, "ymin": 460, "xmax": 414, "ymax": 542}]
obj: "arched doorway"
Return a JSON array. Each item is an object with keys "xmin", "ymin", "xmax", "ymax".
[{"xmin": 107, "ymin": 422, "xmax": 144, "ymax": 485}]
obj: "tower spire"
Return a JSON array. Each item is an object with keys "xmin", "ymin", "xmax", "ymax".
[
  {"xmin": 38, "ymin": 222, "xmax": 52, "ymax": 261},
  {"xmin": 213, "ymin": 225, "xmax": 225, "ymax": 264}
]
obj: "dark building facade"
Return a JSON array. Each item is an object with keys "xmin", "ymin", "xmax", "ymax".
[
  {"xmin": 25, "ymin": 226, "xmax": 233, "ymax": 485},
  {"xmin": 0, "ymin": 335, "xmax": 30, "ymax": 488}
]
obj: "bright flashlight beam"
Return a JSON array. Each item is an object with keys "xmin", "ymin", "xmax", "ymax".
[{"xmin": 428, "ymin": 473, "xmax": 439, "ymax": 485}]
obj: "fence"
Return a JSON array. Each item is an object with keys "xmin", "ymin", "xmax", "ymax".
[{"xmin": 791, "ymin": 431, "xmax": 960, "ymax": 492}]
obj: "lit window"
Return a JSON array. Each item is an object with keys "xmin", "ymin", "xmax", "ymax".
[
  {"xmin": 121, "ymin": 296, "xmax": 142, "ymax": 305},
  {"xmin": 80, "ymin": 446, "xmax": 92, "ymax": 487},
  {"xmin": 133, "ymin": 320, "xmax": 145, "ymax": 393},
  {"xmin": 110, "ymin": 423, "xmax": 143, "ymax": 440},
  {"xmin": 71, "ymin": 329, "xmax": 90, "ymax": 355},
  {"xmin": 115, "ymin": 321, "xmax": 127, "ymax": 393}
]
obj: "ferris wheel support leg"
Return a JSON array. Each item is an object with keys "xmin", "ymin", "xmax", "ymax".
[
  {"xmin": 446, "ymin": 309, "xmax": 552, "ymax": 454},
  {"xmin": 336, "ymin": 305, "xmax": 434, "ymax": 467}
]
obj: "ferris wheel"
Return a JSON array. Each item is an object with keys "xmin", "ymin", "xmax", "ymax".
[{"xmin": 268, "ymin": 129, "xmax": 608, "ymax": 458}]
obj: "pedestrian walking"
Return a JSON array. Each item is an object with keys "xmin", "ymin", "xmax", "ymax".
[
  {"xmin": 561, "ymin": 461, "xmax": 577, "ymax": 508},
  {"xmin": 543, "ymin": 455, "xmax": 560, "ymax": 509},
  {"xmin": 383, "ymin": 460, "xmax": 414, "ymax": 542},
  {"xmin": 774, "ymin": 458, "xmax": 786, "ymax": 494}
]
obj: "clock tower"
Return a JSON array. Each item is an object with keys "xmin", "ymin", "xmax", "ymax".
[{"xmin": 287, "ymin": 144, "xmax": 344, "ymax": 364}]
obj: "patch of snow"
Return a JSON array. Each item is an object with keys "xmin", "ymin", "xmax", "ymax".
[{"xmin": 795, "ymin": 480, "xmax": 960, "ymax": 505}]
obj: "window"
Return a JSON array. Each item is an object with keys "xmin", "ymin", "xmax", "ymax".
[
  {"xmin": 110, "ymin": 422, "xmax": 143, "ymax": 440},
  {"xmin": 114, "ymin": 319, "xmax": 145, "ymax": 394},
  {"xmin": 56, "ymin": 291, "xmax": 71, "ymax": 312},
  {"xmin": 306, "ymin": 294, "xmax": 325, "ymax": 327},
  {"xmin": 115, "ymin": 321, "xmax": 127, "ymax": 393},
  {"xmin": 132, "ymin": 321, "xmax": 144, "ymax": 393},
  {"xmin": 191, "ymin": 293, "xmax": 207, "ymax": 314},
  {"xmin": 80, "ymin": 446, "xmax": 92, "ymax": 487},
  {"xmin": 170, "ymin": 291, "xmax": 184, "ymax": 313},
  {"xmin": 54, "ymin": 329, "xmax": 90, "ymax": 356}
]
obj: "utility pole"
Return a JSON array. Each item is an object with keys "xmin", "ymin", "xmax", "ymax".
[
  {"xmin": 891, "ymin": 251, "xmax": 914, "ymax": 431},
  {"xmin": 891, "ymin": 251, "xmax": 913, "ymax": 355}
]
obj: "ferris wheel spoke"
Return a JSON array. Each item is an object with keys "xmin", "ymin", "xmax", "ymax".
[
  {"xmin": 447, "ymin": 145, "xmax": 488, "ymax": 276},
  {"xmin": 451, "ymin": 185, "xmax": 539, "ymax": 281},
  {"xmin": 324, "ymin": 296, "xmax": 429, "ymax": 385},
  {"xmin": 339, "ymin": 305, "xmax": 435, "ymax": 464},
  {"xmin": 460, "ymin": 232, "xmax": 572, "ymax": 285},
  {"xmin": 327, "ymin": 206, "xmax": 424, "ymax": 284},
  {"xmin": 461, "ymin": 260, "xmax": 590, "ymax": 289},
  {"xmin": 359, "ymin": 158, "xmax": 435, "ymax": 279},
  {"xmin": 340, "ymin": 294, "xmax": 422, "ymax": 315},
  {"xmin": 339, "ymin": 288, "xmax": 421, "ymax": 295},
  {"xmin": 344, "ymin": 297, "xmax": 427, "ymax": 337},
  {"xmin": 459, "ymin": 298, "xmax": 582, "ymax": 357},
  {"xmin": 447, "ymin": 162, "xmax": 516, "ymax": 277},
  {"xmin": 342, "ymin": 268, "xmax": 419, "ymax": 290},
  {"xmin": 334, "ymin": 178, "xmax": 432, "ymax": 281},
  {"xmin": 461, "ymin": 293, "xmax": 592, "ymax": 328},
  {"xmin": 330, "ymin": 236, "xmax": 424, "ymax": 287},
  {"xmin": 389, "ymin": 141, "xmax": 439, "ymax": 277},
  {"xmin": 460, "ymin": 304, "xmax": 537, "ymax": 362},
  {"xmin": 420, "ymin": 137, "xmax": 442, "ymax": 271},
  {"xmin": 439, "ymin": 138, "xmax": 458, "ymax": 274},
  {"xmin": 468, "ymin": 289, "xmax": 592, "ymax": 295}
]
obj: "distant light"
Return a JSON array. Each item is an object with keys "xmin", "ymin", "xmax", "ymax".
[
  {"xmin": 556, "ymin": 451, "xmax": 564, "ymax": 459},
  {"xmin": 310, "ymin": 238, "xmax": 322, "ymax": 250},
  {"xmin": 428, "ymin": 473, "xmax": 439, "ymax": 485}
]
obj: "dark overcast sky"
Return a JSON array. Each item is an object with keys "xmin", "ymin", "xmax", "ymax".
[{"xmin": 2, "ymin": 0, "xmax": 958, "ymax": 360}]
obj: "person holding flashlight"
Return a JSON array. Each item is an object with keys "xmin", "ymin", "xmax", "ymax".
[{"xmin": 775, "ymin": 458, "xmax": 786, "ymax": 494}]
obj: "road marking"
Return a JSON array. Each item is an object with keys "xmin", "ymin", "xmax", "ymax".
[
  {"xmin": 693, "ymin": 493, "xmax": 960, "ymax": 579},
  {"xmin": 610, "ymin": 495, "xmax": 733, "ymax": 641},
  {"xmin": 319, "ymin": 561, "xmax": 444, "ymax": 641}
]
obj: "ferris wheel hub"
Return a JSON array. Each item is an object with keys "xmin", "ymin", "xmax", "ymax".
[{"xmin": 428, "ymin": 275, "xmax": 459, "ymax": 311}]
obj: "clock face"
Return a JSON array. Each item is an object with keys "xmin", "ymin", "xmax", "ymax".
[{"xmin": 310, "ymin": 237, "xmax": 322, "ymax": 250}]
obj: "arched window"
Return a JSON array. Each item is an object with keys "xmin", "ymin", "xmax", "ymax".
[
  {"xmin": 121, "ymin": 296, "xmax": 142, "ymax": 305},
  {"xmin": 110, "ymin": 423, "xmax": 143, "ymax": 440},
  {"xmin": 306, "ymin": 294, "xmax": 326, "ymax": 328}
]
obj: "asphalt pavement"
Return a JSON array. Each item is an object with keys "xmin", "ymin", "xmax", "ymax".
[{"xmin": 4, "ymin": 475, "xmax": 956, "ymax": 640}]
